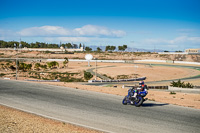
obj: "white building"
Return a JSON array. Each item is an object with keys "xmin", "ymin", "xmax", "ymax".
[{"xmin": 185, "ymin": 48, "xmax": 200, "ymax": 54}]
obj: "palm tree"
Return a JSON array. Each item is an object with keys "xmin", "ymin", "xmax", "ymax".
[{"xmin": 63, "ymin": 57, "xmax": 69, "ymax": 68}]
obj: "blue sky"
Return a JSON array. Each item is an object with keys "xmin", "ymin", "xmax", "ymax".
[{"xmin": 0, "ymin": 0, "xmax": 200, "ymax": 50}]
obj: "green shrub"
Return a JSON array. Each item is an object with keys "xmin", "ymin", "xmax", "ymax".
[
  {"xmin": 0, "ymin": 73, "xmax": 6, "ymax": 77},
  {"xmin": 117, "ymin": 75, "xmax": 129, "ymax": 79},
  {"xmin": 170, "ymin": 91, "xmax": 176, "ymax": 95},
  {"xmin": 60, "ymin": 77, "xmax": 84, "ymax": 82},
  {"xmin": 170, "ymin": 80, "xmax": 194, "ymax": 88},
  {"xmin": 102, "ymin": 74, "xmax": 113, "ymax": 79},
  {"xmin": 84, "ymin": 71, "xmax": 93, "ymax": 80}
]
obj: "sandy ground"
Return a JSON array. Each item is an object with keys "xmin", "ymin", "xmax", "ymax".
[
  {"xmin": 0, "ymin": 105, "xmax": 102, "ymax": 133},
  {"xmin": 94, "ymin": 62, "xmax": 200, "ymax": 81}
]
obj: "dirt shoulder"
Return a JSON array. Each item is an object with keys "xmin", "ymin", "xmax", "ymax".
[{"xmin": 0, "ymin": 104, "xmax": 102, "ymax": 133}]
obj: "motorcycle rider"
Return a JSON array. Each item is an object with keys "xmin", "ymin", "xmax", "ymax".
[{"xmin": 132, "ymin": 81, "xmax": 147, "ymax": 101}]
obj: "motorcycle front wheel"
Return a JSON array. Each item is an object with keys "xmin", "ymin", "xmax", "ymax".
[{"xmin": 134, "ymin": 96, "xmax": 144, "ymax": 107}]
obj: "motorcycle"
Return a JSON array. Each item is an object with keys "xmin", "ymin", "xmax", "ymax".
[{"xmin": 122, "ymin": 87, "xmax": 148, "ymax": 107}]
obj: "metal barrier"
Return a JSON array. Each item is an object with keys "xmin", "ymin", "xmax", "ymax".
[{"xmin": 123, "ymin": 85, "xmax": 168, "ymax": 89}]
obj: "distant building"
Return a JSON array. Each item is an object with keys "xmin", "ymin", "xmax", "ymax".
[
  {"xmin": 158, "ymin": 48, "xmax": 200, "ymax": 55},
  {"xmin": 185, "ymin": 48, "xmax": 200, "ymax": 54}
]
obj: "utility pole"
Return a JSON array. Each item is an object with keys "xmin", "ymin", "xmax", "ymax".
[
  {"xmin": 15, "ymin": 39, "xmax": 22, "ymax": 80},
  {"xmin": 14, "ymin": 43, "xmax": 18, "ymax": 80},
  {"xmin": 95, "ymin": 58, "xmax": 97, "ymax": 80},
  {"xmin": 16, "ymin": 57, "xmax": 18, "ymax": 80}
]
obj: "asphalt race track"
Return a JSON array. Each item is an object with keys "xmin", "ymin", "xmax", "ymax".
[{"xmin": 0, "ymin": 79, "xmax": 200, "ymax": 133}]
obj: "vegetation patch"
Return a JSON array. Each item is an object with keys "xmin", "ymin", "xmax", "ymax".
[
  {"xmin": 102, "ymin": 74, "xmax": 113, "ymax": 79},
  {"xmin": 117, "ymin": 75, "xmax": 129, "ymax": 79},
  {"xmin": 170, "ymin": 91, "xmax": 176, "ymax": 95},
  {"xmin": 60, "ymin": 77, "xmax": 84, "ymax": 82},
  {"xmin": 170, "ymin": 80, "xmax": 194, "ymax": 88},
  {"xmin": 84, "ymin": 71, "xmax": 93, "ymax": 80},
  {"xmin": 0, "ymin": 73, "xmax": 6, "ymax": 77}
]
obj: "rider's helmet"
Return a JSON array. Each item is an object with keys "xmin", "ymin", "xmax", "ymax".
[{"xmin": 139, "ymin": 81, "xmax": 144, "ymax": 87}]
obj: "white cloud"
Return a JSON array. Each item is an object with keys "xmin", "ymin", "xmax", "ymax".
[
  {"xmin": 18, "ymin": 26, "xmax": 70, "ymax": 36},
  {"xmin": 135, "ymin": 36, "xmax": 200, "ymax": 50},
  {"xmin": 73, "ymin": 25, "xmax": 126, "ymax": 37},
  {"xmin": 18, "ymin": 25, "xmax": 126, "ymax": 38},
  {"xmin": 45, "ymin": 37, "xmax": 91, "ymax": 43},
  {"xmin": 177, "ymin": 29, "xmax": 195, "ymax": 32},
  {"xmin": 143, "ymin": 36, "xmax": 200, "ymax": 45}
]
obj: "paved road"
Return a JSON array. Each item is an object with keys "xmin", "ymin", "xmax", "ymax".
[{"xmin": 0, "ymin": 79, "xmax": 200, "ymax": 133}]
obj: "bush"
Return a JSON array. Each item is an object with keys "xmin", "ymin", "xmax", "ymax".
[
  {"xmin": 117, "ymin": 75, "xmax": 129, "ymax": 79},
  {"xmin": 170, "ymin": 80, "xmax": 194, "ymax": 88},
  {"xmin": 102, "ymin": 74, "xmax": 113, "ymax": 79},
  {"xmin": 0, "ymin": 73, "xmax": 6, "ymax": 77},
  {"xmin": 170, "ymin": 91, "xmax": 176, "ymax": 95},
  {"xmin": 84, "ymin": 71, "xmax": 93, "ymax": 80},
  {"xmin": 60, "ymin": 77, "xmax": 84, "ymax": 82}
]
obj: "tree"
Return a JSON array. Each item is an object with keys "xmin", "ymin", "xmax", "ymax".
[
  {"xmin": 79, "ymin": 43, "xmax": 82, "ymax": 48},
  {"xmin": 118, "ymin": 46, "xmax": 123, "ymax": 51},
  {"xmin": 105, "ymin": 45, "xmax": 111, "ymax": 51},
  {"xmin": 85, "ymin": 47, "xmax": 92, "ymax": 52},
  {"xmin": 96, "ymin": 47, "xmax": 102, "ymax": 52},
  {"xmin": 118, "ymin": 45, "xmax": 127, "ymax": 51},
  {"xmin": 61, "ymin": 44, "xmax": 65, "ymax": 48},
  {"xmin": 122, "ymin": 45, "xmax": 127, "ymax": 51},
  {"xmin": 65, "ymin": 43, "xmax": 72, "ymax": 48},
  {"xmin": 63, "ymin": 57, "xmax": 69, "ymax": 68},
  {"xmin": 110, "ymin": 46, "xmax": 116, "ymax": 51},
  {"xmin": 105, "ymin": 45, "xmax": 116, "ymax": 52}
]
